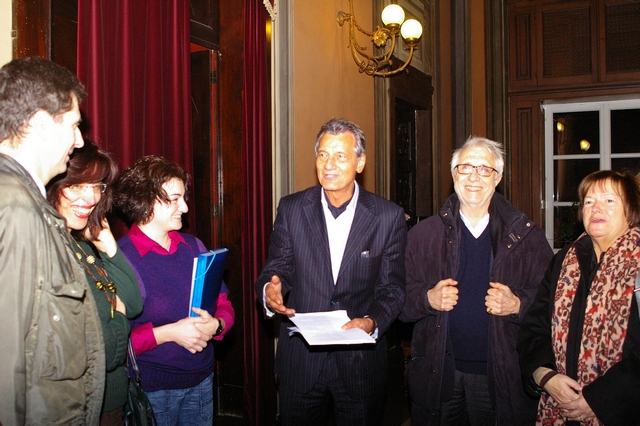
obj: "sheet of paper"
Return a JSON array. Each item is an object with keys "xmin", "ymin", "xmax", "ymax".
[{"xmin": 288, "ymin": 310, "xmax": 375, "ymax": 345}]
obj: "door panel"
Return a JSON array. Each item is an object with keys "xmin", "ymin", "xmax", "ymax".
[{"xmin": 191, "ymin": 49, "xmax": 222, "ymax": 249}]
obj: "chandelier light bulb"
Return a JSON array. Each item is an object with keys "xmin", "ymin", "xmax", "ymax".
[
  {"xmin": 381, "ymin": 4, "xmax": 405, "ymax": 27},
  {"xmin": 401, "ymin": 19, "xmax": 423, "ymax": 41},
  {"xmin": 336, "ymin": 0, "xmax": 422, "ymax": 76},
  {"xmin": 580, "ymin": 139, "xmax": 590, "ymax": 151}
]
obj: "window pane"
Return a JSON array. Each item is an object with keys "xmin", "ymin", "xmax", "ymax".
[
  {"xmin": 553, "ymin": 111, "xmax": 600, "ymax": 155},
  {"xmin": 553, "ymin": 205, "xmax": 584, "ymax": 249},
  {"xmin": 612, "ymin": 157, "xmax": 640, "ymax": 175},
  {"xmin": 554, "ymin": 159, "xmax": 600, "ymax": 202},
  {"xmin": 611, "ymin": 109, "xmax": 640, "ymax": 154}
]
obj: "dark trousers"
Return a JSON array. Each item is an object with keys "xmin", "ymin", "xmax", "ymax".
[
  {"xmin": 440, "ymin": 369, "xmax": 496, "ymax": 426},
  {"xmin": 279, "ymin": 354, "xmax": 385, "ymax": 426},
  {"xmin": 100, "ymin": 406, "xmax": 124, "ymax": 426}
]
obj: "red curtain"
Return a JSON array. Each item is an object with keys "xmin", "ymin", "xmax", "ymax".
[
  {"xmin": 76, "ymin": 0, "xmax": 192, "ymax": 185},
  {"xmin": 76, "ymin": 0, "xmax": 193, "ymax": 232},
  {"xmin": 242, "ymin": 0, "xmax": 276, "ymax": 424}
]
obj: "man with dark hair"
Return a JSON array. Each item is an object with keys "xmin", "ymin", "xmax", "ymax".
[
  {"xmin": 256, "ymin": 118, "xmax": 407, "ymax": 425},
  {"xmin": 0, "ymin": 57, "xmax": 105, "ymax": 425}
]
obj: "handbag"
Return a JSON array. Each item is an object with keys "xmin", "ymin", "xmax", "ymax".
[{"xmin": 124, "ymin": 339, "xmax": 157, "ymax": 426}]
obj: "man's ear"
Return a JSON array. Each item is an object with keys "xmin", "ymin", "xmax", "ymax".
[
  {"xmin": 27, "ymin": 110, "xmax": 52, "ymax": 140},
  {"xmin": 494, "ymin": 173, "xmax": 503, "ymax": 187},
  {"xmin": 356, "ymin": 154, "xmax": 366, "ymax": 173}
]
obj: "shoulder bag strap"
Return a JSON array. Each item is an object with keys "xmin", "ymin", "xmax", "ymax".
[
  {"xmin": 127, "ymin": 338, "xmax": 142, "ymax": 383},
  {"xmin": 635, "ymin": 272, "xmax": 640, "ymax": 320}
]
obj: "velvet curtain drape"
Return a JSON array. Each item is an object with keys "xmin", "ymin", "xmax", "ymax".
[
  {"xmin": 76, "ymin": 0, "xmax": 192, "ymax": 198},
  {"xmin": 242, "ymin": 0, "xmax": 276, "ymax": 424},
  {"xmin": 77, "ymin": 0, "xmax": 277, "ymax": 421}
]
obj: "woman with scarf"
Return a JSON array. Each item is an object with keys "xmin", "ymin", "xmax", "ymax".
[
  {"xmin": 518, "ymin": 170, "xmax": 640, "ymax": 426},
  {"xmin": 47, "ymin": 141, "xmax": 143, "ymax": 425}
]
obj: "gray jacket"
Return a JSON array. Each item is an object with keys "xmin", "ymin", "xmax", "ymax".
[{"xmin": 0, "ymin": 154, "xmax": 105, "ymax": 425}]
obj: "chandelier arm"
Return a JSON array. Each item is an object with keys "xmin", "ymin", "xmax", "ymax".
[
  {"xmin": 345, "ymin": 0, "xmax": 375, "ymax": 38},
  {"xmin": 350, "ymin": 32, "xmax": 412, "ymax": 76},
  {"xmin": 337, "ymin": 0, "xmax": 421, "ymax": 78},
  {"xmin": 372, "ymin": 33, "xmax": 397, "ymax": 61},
  {"xmin": 348, "ymin": 39, "xmax": 378, "ymax": 74},
  {"xmin": 347, "ymin": 19, "xmax": 370, "ymax": 54},
  {"xmin": 346, "ymin": 20, "xmax": 381, "ymax": 73},
  {"xmin": 349, "ymin": 39, "xmax": 395, "ymax": 75},
  {"xmin": 352, "ymin": 18, "xmax": 375, "ymax": 37},
  {"xmin": 351, "ymin": 28, "xmax": 397, "ymax": 62},
  {"xmin": 371, "ymin": 45, "xmax": 416, "ymax": 77},
  {"xmin": 349, "ymin": 40, "xmax": 393, "ymax": 76}
]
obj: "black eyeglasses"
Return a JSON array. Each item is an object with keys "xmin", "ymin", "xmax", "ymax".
[
  {"xmin": 67, "ymin": 183, "xmax": 107, "ymax": 194},
  {"xmin": 454, "ymin": 164, "xmax": 498, "ymax": 177}
]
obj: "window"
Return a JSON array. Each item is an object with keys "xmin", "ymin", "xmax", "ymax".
[{"xmin": 543, "ymin": 99, "xmax": 640, "ymax": 249}]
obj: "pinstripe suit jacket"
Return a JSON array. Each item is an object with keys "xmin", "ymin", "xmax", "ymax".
[{"xmin": 256, "ymin": 184, "xmax": 407, "ymax": 398}]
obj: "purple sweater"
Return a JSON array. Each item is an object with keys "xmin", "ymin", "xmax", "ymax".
[{"xmin": 119, "ymin": 232, "xmax": 221, "ymax": 391}]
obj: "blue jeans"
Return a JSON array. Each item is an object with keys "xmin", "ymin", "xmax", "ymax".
[{"xmin": 145, "ymin": 374, "xmax": 214, "ymax": 426}]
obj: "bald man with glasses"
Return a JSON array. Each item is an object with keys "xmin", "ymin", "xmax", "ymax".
[{"xmin": 400, "ymin": 136, "xmax": 553, "ymax": 425}]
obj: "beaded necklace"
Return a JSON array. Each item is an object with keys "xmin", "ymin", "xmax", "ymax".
[{"xmin": 75, "ymin": 241, "xmax": 117, "ymax": 318}]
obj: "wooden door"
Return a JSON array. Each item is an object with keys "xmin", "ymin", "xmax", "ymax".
[
  {"xmin": 388, "ymin": 67, "xmax": 434, "ymax": 219},
  {"xmin": 191, "ymin": 48, "xmax": 222, "ymax": 249}
]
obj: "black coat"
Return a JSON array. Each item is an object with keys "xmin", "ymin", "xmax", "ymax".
[
  {"xmin": 255, "ymin": 185, "xmax": 407, "ymax": 398},
  {"xmin": 401, "ymin": 192, "xmax": 553, "ymax": 425},
  {"xmin": 518, "ymin": 233, "xmax": 640, "ymax": 426}
]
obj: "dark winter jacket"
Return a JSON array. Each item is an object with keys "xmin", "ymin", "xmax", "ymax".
[
  {"xmin": 0, "ymin": 154, "xmax": 105, "ymax": 426},
  {"xmin": 400, "ymin": 192, "xmax": 553, "ymax": 425},
  {"xmin": 518, "ymin": 233, "xmax": 640, "ymax": 426}
]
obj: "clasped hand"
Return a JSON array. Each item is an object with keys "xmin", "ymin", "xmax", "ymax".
[
  {"xmin": 427, "ymin": 279, "xmax": 520, "ymax": 315},
  {"xmin": 156, "ymin": 308, "xmax": 217, "ymax": 354},
  {"xmin": 538, "ymin": 370, "xmax": 596, "ymax": 422},
  {"xmin": 485, "ymin": 282, "xmax": 520, "ymax": 315}
]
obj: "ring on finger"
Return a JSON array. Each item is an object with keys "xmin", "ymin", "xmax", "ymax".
[{"xmin": 487, "ymin": 307, "xmax": 493, "ymax": 315}]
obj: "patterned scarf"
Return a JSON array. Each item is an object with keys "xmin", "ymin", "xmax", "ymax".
[{"xmin": 537, "ymin": 227, "xmax": 640, "ymax": 426}]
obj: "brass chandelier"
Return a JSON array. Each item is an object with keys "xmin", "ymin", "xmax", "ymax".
[{"xmin": 337, "ymin": 1, "xmax": 423, "ymax": 77}]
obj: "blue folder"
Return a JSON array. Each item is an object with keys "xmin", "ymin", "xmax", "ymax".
[{"xmin": 188, "ymin": 248, "xmax": 229, "ymax": 317}]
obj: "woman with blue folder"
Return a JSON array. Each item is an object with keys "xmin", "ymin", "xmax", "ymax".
[{"xmin": 114, "ymin": 155, "xmax": 234, "ymax": 426}]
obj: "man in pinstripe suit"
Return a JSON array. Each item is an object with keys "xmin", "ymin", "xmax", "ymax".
[{"xmin": 256, "ymin": 118, "xmax": 407, "ymax": 426}]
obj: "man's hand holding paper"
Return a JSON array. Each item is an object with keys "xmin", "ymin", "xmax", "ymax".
[
  {"xmin": 288, "ymin": 310, "xmax": 375, "ymax": 346},
  {"xmin": 341, "ymin": 316, "xmax": 376, "ymax": 335}
]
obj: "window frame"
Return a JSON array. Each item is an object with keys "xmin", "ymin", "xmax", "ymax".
[{"xmin": 543, "ymin": 98, "xmax": 640, "ymax": 249}]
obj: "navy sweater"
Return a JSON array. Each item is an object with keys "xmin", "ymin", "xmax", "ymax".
[{"xmin": 449, "ymin": 225, "xmax": 492, "ymax": 374}]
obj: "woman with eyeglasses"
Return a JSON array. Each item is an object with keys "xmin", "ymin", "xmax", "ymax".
[{"xmin": 47, "ymin": 140, "xmax": 143, "ymax": 425}]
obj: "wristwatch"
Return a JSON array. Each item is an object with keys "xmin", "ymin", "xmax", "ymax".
[{"xmin": 214, "ymin": 318, "xmax": 223, "ymax": 336}]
